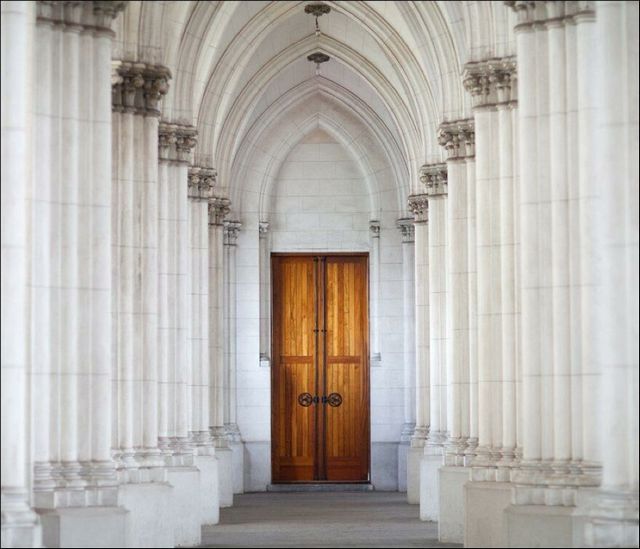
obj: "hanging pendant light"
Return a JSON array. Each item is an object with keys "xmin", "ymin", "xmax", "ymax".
[{"xmin": 305, "ymin": 3, "xmax": 331, "ymax": 75}]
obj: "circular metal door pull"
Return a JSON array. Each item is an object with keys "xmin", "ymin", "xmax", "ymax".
[
  {"xmin": 327, "ymin": 393, "xmax": 342, "ymax": 407},
  {"xmin": 298, "ymin": 393, "xmax": 313, "ymax": 407}
]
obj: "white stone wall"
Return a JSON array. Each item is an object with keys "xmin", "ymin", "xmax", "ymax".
[{"xmin": 236, "ymin": 128, "xmax": 405, "ymax": 490}]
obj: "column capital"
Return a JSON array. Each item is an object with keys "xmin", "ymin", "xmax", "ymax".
[
  {"xmin": 369, "ymin": 220, "xmax": 381, "ymax": 238},
  {"xmin": 159, "ymin": 123, "xmax": 198, "ymax": 163},
  {"xmin": 505, "ymin": 1, "xmax": 595, "ymax": 30},
  {"xmin": 396, "ymin": 218, "xmax": 415, "ymax": 243},
  {"xmin": 37, "ymin": 1, "xmax": 126, "ymax": 33},
  {"xmin": 258, "ymin": 221, "xmax": 270, "ymax": 237},
  {"xmin": 438, "ymin": 119, "xmax": 475, "ymax": 160},
  {"xmin": 419, "ymin": 163, "xmax": 448, "ymax": 198},
  {"xmin": 112, "ymin": 60, "xmax": 171, "ymax": 116},
  {"xmin": 463, "ymin": 57, "xmax": 517, "ymax": 108},
  {"xmin": 224, "ymin": 220, "xmax": 242, "ymax": 246},
  {"xmin": 407, "ymin": 194, "xmax": 429, "ymax": 224},
  {"xmin": 208, "ymin": 197, "xmax": 230, "ymax": 226},
  {"xmin": 188, "ymin": 166, "xmax": 216, "ymax": 201}
]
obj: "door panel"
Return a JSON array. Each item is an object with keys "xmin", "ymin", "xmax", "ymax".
[
  {"xmin": 323, "ymin": 257, "xmax": 369, "ymax": 481},
  {"xmin": 272, "ymin": 254, "xmax": 369, "ymax": 483},
  {"xmin": 271, "ymin": 256, "xmax": 317, "ymax": 481}
]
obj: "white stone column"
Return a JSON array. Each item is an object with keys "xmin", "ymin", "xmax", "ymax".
[
  {"xmin": 187, "ymin": 166, "xmax": 220, "ymax": 525},
  {"xmin": 496, "ymin": 66, "xmax": 518, "ymax": 474},
  {"xmin": 258, "ymin": 221, "xmax": 271, "ymax": 368},
  {"xmin": 464, "ymin": 58, "xmax": 518, "ymax": 479},
  {"xmin": 369, "ymin": 220, "xmax": 382, "ymax": 366},
  {"xmin": 224, "ymin": 220, "xmax": 244, "ymax": 495},
  {"xmin": 420, "ymin": 164, "xmax": 449, "ymax": 448},
  {"xmin": 397, "ymin": 218, "xmax": 415, "ymax": 493},
  {"xmin": 158, "ymin": 122, "xmax": 198, "ymax": 463},
  {"xmin": 407, "ymin": 195, "xmax": 429, "ymax": 505},
  {"xmin": 465, "ymin": 152, "xmax": 479, "ymax": 462},
  {"xmin": 418, "ymin": 164, "xmax": 448, "ymax": 522},
  {"xmin": 438, "ymin": 120, "xmax": 475, "ymax": 466},
  {"xmin": 223, "ymin": 220, "xmax": 242, "ymax": 440},
  {"xmin": 397, "ymin": 218, "xmax": 416, "ymax": 441},
  {"xmin": 209, "ymin": 197, "xmax": 233, "ymax": 507},
  {"xmin": 547, "ymin": 13, "xmax": 572, "ymax": 485},
  {"xmin": 111, "ymin": 59, "xmax": 170, "ymax": 490},
  {"xmin": 1, "ymin": 2, "xmax": 40, "ymax": 547},
  {"xmin": 586, "ymin": 1, "xmax": 639, "ymax": 546}
]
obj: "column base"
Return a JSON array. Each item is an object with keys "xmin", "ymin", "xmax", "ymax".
[
  {"xmin": 194, "ymin": 455, "xmax": 220, "ymax": 525},
  {"xmin": 505, "ymin": 504, "xmax": 585, "ymax": 548},
  {"xmin": 397, "ymin": 441, "xmax": 410, "ymax": 493},
  {"xmin": 438, "ymin": 466, "xmax": 471, "ymax": 543},
  {"xmin": 584, "ymin": 488, "xmax": 639, "ymax": 548},
  {"xmin": 229, "ymin": 440, "xmax": 245, "ymax": 495},
  {"xmin": 166, "ymin": 466, "xmax": 202, "ymax": 547},
  {"xmin": 38, "ymin": 506, "xmax": 127, "ymax": 548},
  {"xmin": 407, "ymin": 446, "xmax": 423, "ymax": 504},
  {"xmin": 463, "ymin": 481, "xmax": 512, "ymax": 548},
  {"xmin": 118, "ymin": 482, "xmax": 173, "ymax": 547},
  {"xmin": 216, "ymin": 446, "xmax": 234, "ymax": 507},
  {"xmin": 1, "ymin": 491, "xmax": 42, "ymax": 548},
  {"xmin": 419, "ymin": 451, "xmax": 442, "ymax": 521}
]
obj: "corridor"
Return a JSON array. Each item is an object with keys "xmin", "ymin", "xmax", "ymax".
[{"xmin": 202, "ymin": 492, "xmax": 460, "ymax": 548}]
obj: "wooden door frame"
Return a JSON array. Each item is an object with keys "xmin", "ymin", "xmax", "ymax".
[{"xmin": 270, "ymin": 252, "xmax": 371, "ymax": 483}]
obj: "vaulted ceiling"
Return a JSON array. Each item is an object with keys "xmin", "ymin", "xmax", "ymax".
[{"xmin": 114, "ymin": 1, "xmax": 515, "ymax": 207}]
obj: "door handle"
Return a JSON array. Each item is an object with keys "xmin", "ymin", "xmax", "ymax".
[{"xmin": 298, "ymin": 393, "xmax": 343, "ymax": 407}]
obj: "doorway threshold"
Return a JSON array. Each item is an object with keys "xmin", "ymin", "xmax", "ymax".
[{"xmin": 266, "ymin": 483, "xmax": 374, "ymax": 492}]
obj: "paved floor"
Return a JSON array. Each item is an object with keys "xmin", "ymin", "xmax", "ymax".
[{"xmin": 201, "ymin": 492, "xmax": 461, "ymax": 548}]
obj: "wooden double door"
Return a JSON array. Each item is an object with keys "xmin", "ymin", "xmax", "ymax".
[{"xmin": 271, "ymin": 254, "xmax": 370, "ymax": 482}]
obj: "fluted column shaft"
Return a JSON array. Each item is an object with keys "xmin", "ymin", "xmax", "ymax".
[
  {"xmin": 112, "ymin": 59, "xmax": 170, "ymax": 481},
  {"xmin": 259, "ymin": 222, "xmax": 271, "ymax": 366},
  {"xmin": 408, "ymin": 196, "xmax": 430, "ymax": 447},
  {"xmin": 369, "ymin": 221, "xmax": 382, "ymax": 365},
  {"xmin": 157, "ymin": 123, "xmax": 197, "ymax": 461},
  {"xmin": 438, "ymin": 120, "xmax": 475, "ymax": 465},
  {"xmin": 224, "ymin": 220, "xmax": 242, "ymax": 440},
  {"xmin": 419, "ymin": 165, "xmax": 448, "ymax": 447},
  {"xmin": 586, "ymin": 3, "xmax": 639, "ymax": 546},
  {"xmin": 188, "ymin": 168, "xmax": 215, "ymax": 449},
  {"xmin": 209, "ymin": 198, "xmax": 230, "ymax": 447},
  {"xmin": 1, "ymin": 2, "xmax": 40, "ymax": 544},
  {"xmin": 397, "ymin": 219, "xmax": 416, "ymax": 440},
  {"xmin": 28, "ymin": 1, "xmax": 123, "ymax": 508},
  {"xmin": 464, "ymin": 57, "xmax": 518, "ymax": 478}
]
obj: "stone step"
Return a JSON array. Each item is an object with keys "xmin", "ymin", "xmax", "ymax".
[{"xmin": 266, "ymin": 483, "xmax": 374, "ymax": 492}]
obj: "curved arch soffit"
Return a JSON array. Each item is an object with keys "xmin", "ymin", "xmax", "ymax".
[
  {"xmin": 202, "ymin": 33, "xmax": 428, "ymax": 183},
  {"xmin": 230, "ymin": 90, "xmax": 409, "ymax": 220},
  {"xmin": 191, "ymin": 2, "xmax": 448, "ymax": 161},
  {"xmin": 224, "ymin": 76, "xmax": 408, "ymax": 207}
]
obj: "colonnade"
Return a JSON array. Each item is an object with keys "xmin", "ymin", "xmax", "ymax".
[{"xmin": 409, "ymin": 2, "xmax": 638, "ymax": 547}]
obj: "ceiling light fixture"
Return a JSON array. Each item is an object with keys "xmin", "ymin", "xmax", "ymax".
[{"xmin": 305, "ymin": 3, "xmax": 331, "ymax": 75}]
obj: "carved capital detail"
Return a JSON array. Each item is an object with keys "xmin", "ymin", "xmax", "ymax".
[
  {"xmin": 224, "ymin": 220, "xmax": 242, "ymax": 246},
  {"xmin": 159, "ymin": 123, "xmax": 197, "ymax": 163},
  {"xmin": 369, "ymin": 220, "xmax": 381, "ymax": 238},
  {"xmin": 438, "ymin": 119, "xmax": 475, "ymax": 160},
  {"xmin": 208, "ymin": 197, "xmax": 230, "ymax": 226},
  {"xmin": 419, "ymin": 163, "xmax": 448, "ymax": 197},
  {"xmin": 258, "ymin": 221, "xmax": 270, "ymax": 237},
  {"xmin": 112, "ymin": 60, "xmax": 171, "ymax": 116},
  {"xmin": 37, "ymin": 1, "xmax": 126, "ymax": 33},
  {"xmin": 505, "ymin": 1, "xmax": 596, "ymax": 30},
  {"xmin": 396, "ymin": 218, "xmax": 415, "ymax": 243},
  {"xmin": 188, "ymin": 166, "xmax": 216, "ymax": 201},
  {"xmin": 463, "ymin": 57, "xmax": 517, "ymax": 108},
  {"xmin": 407, "ymin": 194, "xmax": 429, "ymax": 224}
]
